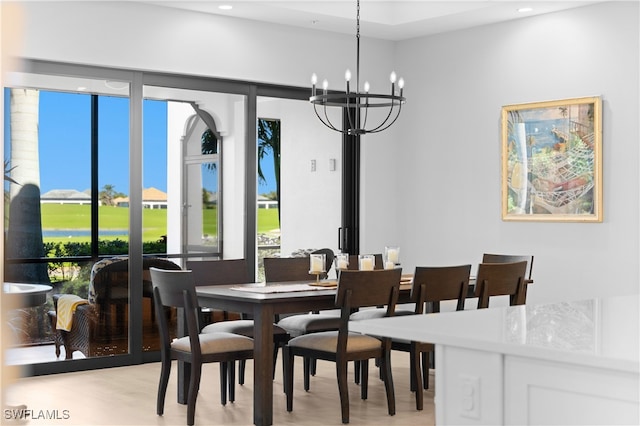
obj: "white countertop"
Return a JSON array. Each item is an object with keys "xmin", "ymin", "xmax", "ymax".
[{"xmin": 349, "ymin": 294, "xmax": 639, "ymax": 373}]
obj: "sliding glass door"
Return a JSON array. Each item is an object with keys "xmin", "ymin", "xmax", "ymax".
[{"xmin": 3, "ymin": 60, "xmax": 344, "ymax": 376}]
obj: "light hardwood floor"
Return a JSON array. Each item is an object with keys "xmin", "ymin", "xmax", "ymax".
[{"xmin": 4, "ymin": 352, "xmax": 435, "ymax": 425}]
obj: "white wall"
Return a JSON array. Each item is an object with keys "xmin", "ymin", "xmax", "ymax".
[
  {"xmin": 257, "ymin": 98, "xmax": 342, "ymax": 257},
  {"xmin": 392, "ymin": 2, "xmax": 639, "ymax": 303},
  {"xmin": 9, "ymin": 1, "xmax": 640, "ymax": 303}
]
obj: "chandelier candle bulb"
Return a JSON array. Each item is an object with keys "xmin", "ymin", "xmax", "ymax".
[{"xmin": 345, "ymin": 69, "xmax": 351, "ymax": 93}]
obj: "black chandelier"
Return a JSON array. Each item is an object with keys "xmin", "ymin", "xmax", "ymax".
[{"xmin": 310, "ymin": 0, "xmax": 406, "ymax": 136}]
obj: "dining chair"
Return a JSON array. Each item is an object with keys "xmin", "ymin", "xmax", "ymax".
[
  {"xmin": 267, "ymin": 255, "xmax": 341, "ymax": 338},
  {"xmin": 149, "ymin": 268, "xmax": 254, "ymax": 426},
  {"xmin": 475, "ymin": 261, "xmax": 528, "ymax": 308},
  {"xmin": 187, "ymin": 259, "xmax": 290, "ymax": 391},
  {"xmin": 389, "ymin": 264, "xmax": 471, "ymax": 410},
  {"xmin": 266, "ymin": 254, "xmax": 342, "ymax": 385},
  {"xmin": 283, "ymin": 268, "xmax": 402, "ymax": 424},
  {"xmin": 48, "ymin": 256, "xmax": 181, "ymax": 359},
  {"xmin": 348, "ymin": 264, "xmax": 471, "ymax": 405},
  {"xmin": 482, "ymin": 253, "xmax": 534, "ymax": 281},
  {"xmin": 482, "ymin": 253, "xmax": 534, "ymax": 302}
]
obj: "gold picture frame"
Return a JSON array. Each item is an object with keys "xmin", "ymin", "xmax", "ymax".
[{"xmin": 501, "ymin": 96, "xmax": 602, "ymax": 222}]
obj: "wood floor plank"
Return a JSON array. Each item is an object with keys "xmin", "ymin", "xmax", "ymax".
[{"xmin": 4, "ymin": 352, "xmax": 435, "ymax": 425}]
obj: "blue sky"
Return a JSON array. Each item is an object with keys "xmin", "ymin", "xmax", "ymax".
[{"xmin": 4, "ymin": 89, "xmax": 276, "ymax": 195}]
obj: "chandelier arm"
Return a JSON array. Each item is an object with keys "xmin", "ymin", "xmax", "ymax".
[
  {"xmin": 361, "ymin": 105, "xmax": 369, "ymax": 132},
  {"xmin": 367, "ymin": 102, "xmax": 397, "ymax": 133},
  {"xmin": 322, "ymin": 104, "xmax": 347, "ymax": 134},
  {"xmin": 345, "ymin": 98, "xmax": 357, "ymax": 134},
  {"xmin": 314, "ymin": 104, "xmax": 349, "ymax": 134},
  {"xmin": 368, "ymin": 103, "xmax": 403, "ymax": 134}
]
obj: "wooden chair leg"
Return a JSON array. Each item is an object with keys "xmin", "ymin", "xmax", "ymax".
[
  {"xmin": 157, "ymin": 356, "xmax": 171, "ymax": 416},
  {"xmin": 423, "ymin": 351, "xmax": 430, "ymax": 389},
  {"xmin": 220, "ymin": 363, "xmax": 228, "ymax": 406},
  {"xmin": 310, "ymin": 357, "xmax": 317, "ymax": 376},
  {"xmin": 303, "ymin": 357, "xmax": 311, "ymax": 391},
  {"xmin": 273, "ymin": 344, "xmax": 279, "ymax": 380},
  {"xmin": 284, "ymin": 346, "xmax": 294, "ymax": 412},
  {"xmin": 228, "ymin": 361, "xmax": 236, "ymax": 403},
  {"xmin": 354, "ymin": 360, "xmax": 361, "ymax": 384},
  {"xmin": 412, "ymin": 345, "xmax": 423, "ymax": 411},
  {"xmin": 239, "ymin": 360, "xmax": 246, "ymax": 385},
  {"xmin": 409, "ymin": 353, "xmax": 416, "ymax": 391},
  {"xmin": 188, "ymin": 363, "xmax": 202, "ymax": 426},
  {"xmin": 336, "ymin": 360, "xmax": 350, "ymax": 424},
  {"xmin": 360, "ymin": 359, "xmax": 369, "ymax": 400},
  {"xmin": 381, "ymin": 351, "xmax": 396, "ymax": 416}
]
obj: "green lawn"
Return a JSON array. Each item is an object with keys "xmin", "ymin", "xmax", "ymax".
[{"xmin": 40, "ymin": 204, "xmax": 280, "ymax": 243}]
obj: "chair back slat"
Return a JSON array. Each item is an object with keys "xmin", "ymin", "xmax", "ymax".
[
  {"xmin": 150, "ymin": 268, "xmax": 202, "ymax": 353},
  {"xmin": 264, "ymin": 257, "xmax": 316, "ymax": 282},
  {"xmin": 412, "ymin": 265, "xmax": 471, "ymax": 313},
  {"xmin": 335, "ymin": 269, "xmax": 402, "ymax": 310},
  {"xmin": 475, "ymin": 261, "xmax": 528, "ymax": 308},
  {"xmin": 150, "ymin": 268, "xmax": 197, "ymax": 309},
  {"xmin": 482, "ymin": 253, "xmax": 534, "ymax": 280},
  {"xmin": 187, "ymin": 259, "xmax": 251, "ymax": 286}
]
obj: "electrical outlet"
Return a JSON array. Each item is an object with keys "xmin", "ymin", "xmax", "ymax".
[
  {"xmin": 459, "ymin": 374, "xmax": 480, "ymax": 419},
  {"xmin": 310, "ymin": 159, "xmax": 316, "ymax": 172}
]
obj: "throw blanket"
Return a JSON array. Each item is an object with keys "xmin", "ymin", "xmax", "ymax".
[{"xmin": 56, "ymin": 295, "xmax": 89, "ymax": 332}]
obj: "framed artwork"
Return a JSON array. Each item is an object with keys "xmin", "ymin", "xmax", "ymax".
[{"xmin": 501, "ymin": 96, "xmax": 602, "ymax": 222}]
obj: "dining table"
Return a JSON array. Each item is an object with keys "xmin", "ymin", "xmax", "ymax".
[
  {"xmin": 187, "ymin": 274, "xmax": 532, "ymax": 426},
  {"xmin": 188, "ymin": 278, "xmax": 412, "ymax": 426}
]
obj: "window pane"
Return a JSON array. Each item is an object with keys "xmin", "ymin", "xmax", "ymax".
[
  {"xmin": 142, "ymin": 99, "xmax": 167, "ymax": 255},
  {"xmin": 98, "ymin": 95, "xmax": 130, "ymax": 255},
  {"xmin": 3, "ymin": 81, "xmax": 136, "ymax": 363}
]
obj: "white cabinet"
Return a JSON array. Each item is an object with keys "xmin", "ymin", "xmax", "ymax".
[{"xmin": 350, "ymin": 295, "xmax": 640, "ymax": 425}]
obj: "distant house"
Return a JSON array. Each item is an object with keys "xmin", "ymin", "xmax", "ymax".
[
  {"xmin": 114, "ymin": 187, "xmax": 168, "ymax": 209},
  {"xmin": 40, "ymin": 189, "xmax": 91, "ymax": 205},
  {"xmin": 258, "ymin": 194, "xmax": 278, "ymax": 209}
]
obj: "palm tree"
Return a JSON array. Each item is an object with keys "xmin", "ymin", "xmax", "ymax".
[
  {"xmin": 258, "ymin": 119, "xmax": 281, "ymax": 225},
  {"xmin": 5, "ymin": 88, "xmax": 49, "ymax": 283},
  {"xmin": 99, "ymin": 184, "xmax": 117, "ymax": 206}
]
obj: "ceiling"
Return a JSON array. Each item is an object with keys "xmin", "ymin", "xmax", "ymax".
[{"xmin": 140, "ymin": 0, "xmax": 603, "ymax": 41}]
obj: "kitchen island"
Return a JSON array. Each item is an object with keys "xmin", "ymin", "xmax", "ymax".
[{"xmin": 349, "ymin": 294, "xmax": 639, "ymax": 425}]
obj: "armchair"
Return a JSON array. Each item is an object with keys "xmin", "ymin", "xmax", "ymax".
[{"xmin": 47, "ymin": 256, "xmax": 181, "ymax": 359}]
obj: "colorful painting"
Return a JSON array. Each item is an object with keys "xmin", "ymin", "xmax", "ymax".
[{"xmin": 501, "ymin": 97, "xmax": 602, "ymax": 222}]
